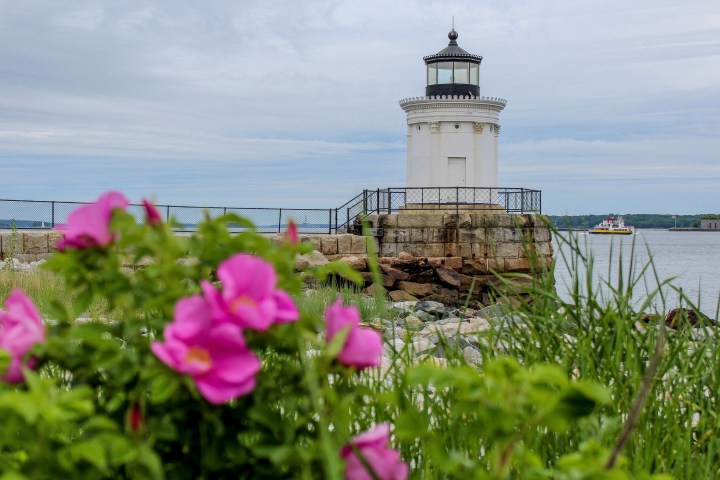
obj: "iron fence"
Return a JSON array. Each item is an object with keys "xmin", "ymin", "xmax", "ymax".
[{"xmin": 0, "ymin": 187, "xmax": 540, "ymax": 235}]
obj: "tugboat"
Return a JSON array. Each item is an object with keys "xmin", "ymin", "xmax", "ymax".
[{"xmin": 588, "ymin": 216, "xmax": 634, "ymax": 235}]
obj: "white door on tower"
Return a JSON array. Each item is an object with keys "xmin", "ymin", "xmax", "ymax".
[{"xmin": 448, "ymin": 157, "xmax": 466, "ymax": 186}]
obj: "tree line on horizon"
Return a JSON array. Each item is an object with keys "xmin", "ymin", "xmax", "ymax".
[{"xmin": 548, "ymin": 214, "xmax": 704, "ymax": 229}]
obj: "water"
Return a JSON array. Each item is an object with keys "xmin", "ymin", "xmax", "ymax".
[{"xmin": 553, "ymin": 230, "xmax": 720, "ymax": 316}]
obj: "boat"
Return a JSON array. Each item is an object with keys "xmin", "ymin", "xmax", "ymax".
[{"xmin": 588, "ymin": 216, "xmax": 634, "ymax": 235}]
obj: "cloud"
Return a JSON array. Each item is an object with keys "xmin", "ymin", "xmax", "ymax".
[{"xmin": 0, "ymin": 0, "xmax": 718, "ymax": 215}]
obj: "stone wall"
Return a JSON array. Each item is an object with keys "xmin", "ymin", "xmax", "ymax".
[{"xmin": 0, "ymin": 231, "xmax": 63, "ymax": 262}]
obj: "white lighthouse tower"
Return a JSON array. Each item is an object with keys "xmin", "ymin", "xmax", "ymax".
[{"xmin": 399, "ymin": 29, "xmax": 506, "ymax": 191}]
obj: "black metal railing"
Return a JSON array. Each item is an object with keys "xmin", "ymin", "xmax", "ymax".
[{"xmin": 0, "ymin": 187, "xmax": 540, "ymax": 235}]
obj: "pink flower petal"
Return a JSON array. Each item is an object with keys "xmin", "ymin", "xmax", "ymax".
[
  {"xmin": 218, "ymin": 254, "xmax": 276, "ymax": 303},
  {"xmin": 142, "ymin": 198, "xmax": 163, "ymax": 226},
  {"xmin": 338, "ymin": 327, "xmax": 383, "ymax": 369},
  {"xmin": 0, "ymin": 289, "xmax": 45, "ymax": 384},
  {"xmin": 273, "ymin": 290, "xmax": 300, "ymax": 323},
  {"xmin": 56, "ymin": 191, "xmax": 129, "ymax": 250},
  {"xmin": 341, "ymin": 424, "xmax": 408, "ymax": 480}
]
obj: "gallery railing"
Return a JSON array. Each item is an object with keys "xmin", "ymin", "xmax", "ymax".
[{"xmin": 0, "ymin": 187, "xmax": 541, "ymax": 235}]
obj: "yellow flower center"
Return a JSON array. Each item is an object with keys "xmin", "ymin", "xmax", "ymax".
[
  {"xmin": 230, "ymin": 295, "xmax": 257, "ymax": 313},
  {"xmin": 185, "ymin": 347, "xmax": 212, "ymax": 369}
]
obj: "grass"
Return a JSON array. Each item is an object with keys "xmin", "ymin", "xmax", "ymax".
[{"xmin": 2, "ymin": 231, "xmax": 719, "ymax": 478}]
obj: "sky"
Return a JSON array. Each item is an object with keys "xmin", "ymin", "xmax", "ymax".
[{"xmin": 0, "ymin": 0, "xmax": 719, "ymax": 215}]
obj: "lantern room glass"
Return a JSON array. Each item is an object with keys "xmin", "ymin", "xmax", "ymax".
[
  {"xmin": 454, "ymin": 62, "xmax": 469, "ymax": 84},
  {"xmin": 470, "ymin": 64, "xmax": 479, "ymax": 85},
  {"xmin": 436, "ymin": 62, "xmax": 453, "ymax": 84},
  {"xmin": 427, "ymin": 64, "xmax": 437, "ymax": 85}
]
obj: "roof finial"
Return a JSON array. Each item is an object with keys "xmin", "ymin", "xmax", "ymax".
[{"xmin": 448, "ymin": 19, "xmax": 459, "ymax": 45}]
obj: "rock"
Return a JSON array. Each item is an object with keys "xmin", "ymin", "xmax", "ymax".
[
  {"xmin": 295, "ymin": 250, "xmax": 328, "ymax": 270},
  {"xmin": 398, "ymin": 251, "xmax": 414, "ymax": 260},
  {"xmin": 380, "ymin": 264, "xmax": 410, "ymax": 281},
  {"xmin": 294, "ymin": 255, "xmax": 310, "ymax": 270},
  {"xmin": 664, "ymin": 308, "xmax": 715, "ymax": 328},
  {"xmin": 338, "ymin": 256, "xmax": 367, "ymax": 271},
  {"xmin": 428, "ymin": 317, "xmax": 492, "ymax": 337},
  {"xmin": 362, "ymin": 272, "xmax": 395, "ymax": 288},
  {"xmin": 435, "ymin": 316, "xmax": 462, "ymax": 325},
  {"xmin": 391, "ymin": 301, "xmax": 418, "ymax": 312},
  {"xmin": 427, "ymin": 256, "xmax": 463, "ymax": 270},
  {"xmin": 463, "ymin": 346, "xmax": 483, "ymax": 365},
  {"xmin": 389, "ymin": 290, "xmax": 418, "ymax": 302},
  {"xmin": 415, "ymin": 301, "xmax": 446, "ymax": 316},
  {"xmin": 410, "ymin": 339, "xmax": 435, "ymax": 356},
  {"xmin": 402, "ymin": 314, "xmax": 424, "ymax": 330},
  {"xmin": 477, "ymin": 304, "xmax": 506, "ymax": 320},
  {"xmin": 435, "ymin": 267, "xmax": 461, "ymax": 287},
  {"xmin": 385, "ymin": 338, "xmax": 406, "ymax": 354},
  {"xmin": 397, "ymin": 281, "xmax": 434, "ymax": 297},
  {"xmin": 364, "ymin": 283, "xmax": 387, "ymax": 297}
]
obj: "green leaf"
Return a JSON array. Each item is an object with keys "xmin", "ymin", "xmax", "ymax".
[
  {"xmin": 553, "ymin": 382, "xmax": 611, "ymax": 420},
  {"xmin": 68, "ymin": 441, "xmax": 108, "ymax": 472},
  {"xmin": 149, "ymin": 373, "xmax": 180, "ymax": 404},
  {"xmin": 133, "ymin": 445, "xmax": 164, "ymax": 480},
  {"xmin": 72, "ymin": 288, "xmax": 94, "ymax": 318},
  {"xmin": 0, "ymin": 392, "xmax": 39, "ymax": 424},
  {"xmin": 0, "ymin": 472, "xmax": 30, "ymax": 480},
  {"xmin": 46, "ymin": 299, "xmax": 71, "ymax": 323},
  {"xmin": 0, "ymin": 349, "xmax": 10, "ymax": 376},
  {"xmin": 394, "ymin": 410, "xmax": 430, "ymax": 440},
  {"xmin": 325, "ymin": 325, "xmax": 351, "ymax": 360}
]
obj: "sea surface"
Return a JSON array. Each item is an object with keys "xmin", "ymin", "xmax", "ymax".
[{"xmin": 553, "ymin": 230, "xmax": 720, "ymax": 316}]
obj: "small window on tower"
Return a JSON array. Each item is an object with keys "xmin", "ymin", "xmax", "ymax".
[
  {"xmin": 454, "ymin": 62, "xmax": 469, "ymax": 84},
  {"xmin": 427, "ymin": 64, "xmax": 437, "ymax": 85},
  {"xmin": 470, "ymin": 64, "xmax": 479, "ymax": 85},
  {"xmin": 437, "ymin": 62, "xmax": 453, "ymax": 84}
]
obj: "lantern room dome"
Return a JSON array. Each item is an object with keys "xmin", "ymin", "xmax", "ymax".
[{"xmin": 423, "ymin": 30, "xmax": 482, "ymax": 97}]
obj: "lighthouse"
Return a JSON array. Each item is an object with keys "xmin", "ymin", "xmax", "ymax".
[{"xmin": 399, "ymin": 29, "xmax": 506, "ymax": 191}]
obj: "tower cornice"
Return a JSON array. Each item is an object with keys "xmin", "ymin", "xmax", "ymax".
[{"xmin": 399, "ymin": 95, "xmax": 507, "ymax": 113}]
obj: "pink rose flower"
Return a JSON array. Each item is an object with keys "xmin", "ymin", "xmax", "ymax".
[
  {"xmin": 341, "ymin": 424, "xmax": 409, "ymax": 480},
  {"xmin": 151, "ymin": 294, "xmax": 261, "ymax": 404},
  {"xmin": 0, "ymin": 289, "xmax": 45, "ymax": 384},
  {"xmin": 142, "ymin": 198, "xmax": 163, "ymax": 226},
  {"xmin": 284, "ymin": 219, "xmax": 299, "ymax": 244},
  {"xmin": 325, "ymin": 299, "xmax": 382, "ymax": 369},
  {"xmin": 56, "ymin": 191, "xmax": 129, "ymax": 250},
  {"xmin": 201, "ymin": 254, "xmax": 299, "ymax": 331}
]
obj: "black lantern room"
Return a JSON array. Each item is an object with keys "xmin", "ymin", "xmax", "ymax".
[{"xmin": 424, "ymin": 29, "xmax": 482, "ymax": 97}]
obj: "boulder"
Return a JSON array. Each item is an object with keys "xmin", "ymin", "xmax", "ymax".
[
  {"xmin": 338, "ymin": 255, "xmax": 367, "ymax": 271},
  {"xmin": 294, "ymin": 250, "xmax": 328, "ymax": 270},
  {"xmin": 380, "ymin": 264, "xmax": 411, "ymax": 281},
  {"xmin": 397, "ymin": 281, "xmax": 434, "ymax": 297},
  {"xmin": 435, "ymin": 267, "xmax": 461, "ymax": 287},
  {"xmin": 388, "ymin": 290, "xmax": 418, "ymax": 302}
]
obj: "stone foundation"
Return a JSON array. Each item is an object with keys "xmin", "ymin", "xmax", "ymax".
[{"xmin": 295, "ymin": 212, "xmax": 553, "ymax": 306}]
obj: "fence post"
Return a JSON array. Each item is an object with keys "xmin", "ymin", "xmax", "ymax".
[
  {"xmin": 438, "ymin": 188, "xmax": 441, "ymax": 209},
  {"xmin": 51, "ymin": 201, "xmax": 55, "ymax": 228},
  {"xmin": 387, "ymin": 189, "xmax": 391, "ymax": 214},
  {"xmin": 278, "ymin": 208, "xmax": 282, "ymax": 233},
  {"xmin": 363, "ymin": 189, "xmax": 367, "ymax": 214},
  {"xmin": 456, "ymin": 187, "xmax": 459, "ymax": 215},
  {"xmin": 376, "ymin": 189, "xmax": 380, "ymax": 215},
  {"xmin": 539, "ymin": 192, "xmax": 542, "ymax": 214},
  {"xmin": 328, "ymin": 209, "xmax": 333, "ymax": 234},
  {"xmin": 166, "ymin": 205, "xmax": 170, "ymax": 221}
]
